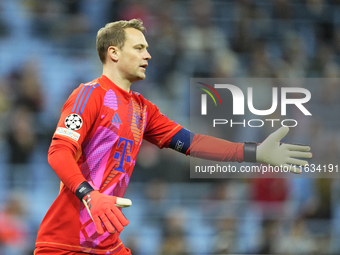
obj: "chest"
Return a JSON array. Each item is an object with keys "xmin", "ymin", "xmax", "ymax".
[{"xmin": 96, "ymin": 93, "xmax": 147, "ymax": 149}]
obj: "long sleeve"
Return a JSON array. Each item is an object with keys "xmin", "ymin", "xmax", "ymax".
[
  {"xmin": 48, "ymin": 139, "xmax": 87, "ymax": 193},
  {"xmin": 186, "ymin": 134, "xmax": 244, "ymax": 163}
]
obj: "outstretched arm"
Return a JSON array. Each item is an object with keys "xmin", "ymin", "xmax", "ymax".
[{"xmin": 169, "ymin": 127, "xmax": 312, "ymax": 174}]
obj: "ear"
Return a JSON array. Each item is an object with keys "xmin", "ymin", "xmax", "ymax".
[{"xmin": 107, "ymin": 46, "xmax": 119, "ymax": 62}]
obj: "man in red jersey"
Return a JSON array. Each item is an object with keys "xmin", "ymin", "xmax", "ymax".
[{"xmin": 34, "ymin": 19, "xmax": 312, "ymax": 255}]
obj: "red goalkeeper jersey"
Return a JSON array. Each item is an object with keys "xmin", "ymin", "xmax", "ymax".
[{"xmin": 36, "ymin": 75, "xmax": 181, "ymax": 254}]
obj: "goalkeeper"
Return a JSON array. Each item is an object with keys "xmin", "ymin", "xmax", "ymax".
[{"xmin": 34, "ymin": 19, "xmax": 312, "ymax": 255}]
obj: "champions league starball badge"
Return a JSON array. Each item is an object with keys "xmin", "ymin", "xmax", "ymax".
[{"xmin": 65, "ymin": 114, "xmax": 83, "ymax": 130}]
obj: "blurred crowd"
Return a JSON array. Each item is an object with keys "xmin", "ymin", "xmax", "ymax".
[{"xmin": 0, "ymin": 0, "xmax": 340, "ymax": 254}]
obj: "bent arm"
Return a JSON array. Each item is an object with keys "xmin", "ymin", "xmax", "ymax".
[{"xmin": 48, "ymin": 139, "xmax": 87, "ymax": 193}]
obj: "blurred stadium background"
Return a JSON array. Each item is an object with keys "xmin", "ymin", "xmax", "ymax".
[{"xmin": 0, "ymin": 0, "xmax": 340, "ymax": 254}]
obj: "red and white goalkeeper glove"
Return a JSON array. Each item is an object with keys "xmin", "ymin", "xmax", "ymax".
[{"xmin": 76, "ymin": 182, "xmax": 132, "ymax": 234}]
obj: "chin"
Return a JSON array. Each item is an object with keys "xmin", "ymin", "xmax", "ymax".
[
  {"xmin": 132, "ymin": 75, "xmax": 145, "ymax": 83},
  {"xmin": 137, "ymin": 74, "xmax": 146, "ymax": 80}
]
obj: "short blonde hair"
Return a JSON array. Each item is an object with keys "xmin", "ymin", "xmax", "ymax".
[{"xmin": 96, "ymin": 19, "xmax": 145, "ymax": 63}]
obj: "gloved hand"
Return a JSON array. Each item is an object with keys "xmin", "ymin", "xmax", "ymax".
[
  {"xmin": 256, "ymin": 126, "xmax": 312, "ymax": 173},
  {"xmin": 82, "ymin": 190, "xmax": 131, "ymax": 234}
]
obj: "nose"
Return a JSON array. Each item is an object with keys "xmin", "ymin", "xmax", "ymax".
[{"xmin": 144, "ymin": 50, "xmax": 151, "ymax": 60}]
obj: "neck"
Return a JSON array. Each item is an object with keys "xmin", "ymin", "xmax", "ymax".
[{"xmin": 102, "ymin": 67, "xmax": 131, "ymax": 92}]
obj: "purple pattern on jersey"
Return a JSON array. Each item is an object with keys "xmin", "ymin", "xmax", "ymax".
[
  {"xmin": 82, "ymin": 126, "xmax": 119, "ymax": 189},
  {"xmin": 79, "ymin": 126, "xmax": 130, "ymax": 252},
  {"xmin": 79, "ymin": 218, "xmax": 120, "ymax": 253},
  {"xmin": 102, "ymin": 172, "xmax": 131, "ymax": 198},
  {"xmin": 103, "ymin": 89, "xmax": 118, "ymax": 110}
]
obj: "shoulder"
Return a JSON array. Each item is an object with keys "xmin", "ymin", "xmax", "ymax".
[
  {"xmin": 72, "ymin": 79, "xmax": 107, "ymax": 100},
  {"xmin": 67, "ymin": 79, "xmax": 104, "ymax": 114},
  {"xmin": 71, "ymin": 79, "xmax": 103, "ymax": 97}
]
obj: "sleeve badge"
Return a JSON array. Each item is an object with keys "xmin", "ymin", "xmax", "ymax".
[{"xmin": 65, "ymin": 113, "xmax": 83, "ymax": 130}]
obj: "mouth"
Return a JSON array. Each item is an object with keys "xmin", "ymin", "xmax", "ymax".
[{"xmin": 140, "ymin": 63, "xmax": 148, "ymax": 70}]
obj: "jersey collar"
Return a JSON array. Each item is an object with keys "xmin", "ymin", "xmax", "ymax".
[{"xmin": 99, "ymin": 75, "xmax": 132, "ymax": 101}]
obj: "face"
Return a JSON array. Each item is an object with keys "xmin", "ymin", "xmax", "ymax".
[{"xmin": 115, "ymin": 28, "xmax": 151, "ymax": 82}]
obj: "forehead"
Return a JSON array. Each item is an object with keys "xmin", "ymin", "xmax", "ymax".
[{"xmin": 124, "ymin": 28, "xmax": 148, "ymax": 46}]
